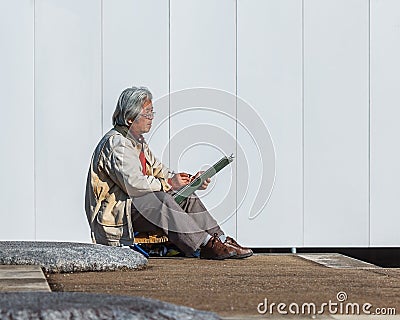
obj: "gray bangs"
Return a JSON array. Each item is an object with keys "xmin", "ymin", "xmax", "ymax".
[{"xmin": 112, "ymin": 86, "xmax": 153, "ymax": 126}]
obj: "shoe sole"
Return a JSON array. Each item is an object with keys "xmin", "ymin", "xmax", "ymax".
[
  {"xmin": 228, "ymin": 252, "xmax": 253, "ymax": 259},
  {"xmin": 224, "ymin": 242, "xmax": 254, "ymax": 259}
]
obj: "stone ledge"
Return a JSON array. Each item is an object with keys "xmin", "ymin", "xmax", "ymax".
[
  {"xmin": 0, "ymin": 241, "xmax": 147, "ymax": 273},
  {"xmin": 298, "ymin": 253, "xmax": 380, "ymax": 269},
  {"xmin": 0, "ymin": 265, "xmax": 51, "ymax": 292},
  {"xmin": 0, "ymin": 292, "xmax": 221, "ymax": 320}
]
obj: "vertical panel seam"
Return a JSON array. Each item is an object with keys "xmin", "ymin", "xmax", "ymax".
[
  {"xmin": 302, "ymin": 0, "xmax": 305, "ymax": 247},
  {"xmin": 168, "ymin": 0, "xmax": 171, "ymax": 168},
  {"xmin": 235, "ymin": 0, "xmax": 238, "ymax": 240},
  {"xmin": 368, "ymin": 0, "xmax": 371, "ymax": 246},
  {"xmin": 33, "ymin": 0, "xmax": 37, "ymax": 240},
  {"xmin": 101, "ymin": 0, "xmax": 104, "ymax": 135}
]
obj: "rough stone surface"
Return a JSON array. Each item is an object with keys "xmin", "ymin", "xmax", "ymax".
[
  {"xmin": 0, "ymin": 292, "xmax": 220, "ymax": 320},
  {"xmin": 0, "ymin": 241, "xmax": 147, "ymax": 273}
]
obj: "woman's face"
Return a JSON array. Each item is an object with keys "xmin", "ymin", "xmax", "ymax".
[{"xmin": 128, "ymin": 99, "xmax": 154, "ymax": 137}]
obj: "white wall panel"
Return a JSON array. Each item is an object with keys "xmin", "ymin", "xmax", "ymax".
[
  {"xmin": 35, "ymin": 0, "xmax": 101, "ymax": 242},
  {"xmin": 3, "ymin": 0, "xmax": 400, "ymax": 247},
  {"xmin": 237, "ymin": 0, "xmax": 303, "ymax": 247},
  {"xmin": 103, "ymin": 0, "xmax": 169, "ymax": 163},
  {"xmin": 370, "ymin": 0, "xmax": 400, "ymax": 246},
  {"xmin": 170, "ymin": 0, "xmax": 236, "ymax": 236},
  {"xmin": 304, "ymin": 0, "xmax": 369, "ymax": 246},
  {"xmin": 0, "ymin": 0, "xmax": 35, "ymax": 240}
]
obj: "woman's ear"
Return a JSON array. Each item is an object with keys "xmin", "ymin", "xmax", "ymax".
[{"xmin": 127, "ymin": 119, "xmax": 133, "ymax": 125}]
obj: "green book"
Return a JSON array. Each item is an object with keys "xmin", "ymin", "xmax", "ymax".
[{"xmin": 173, "ymin": 154, "xmax": 235, "ymax": 205}]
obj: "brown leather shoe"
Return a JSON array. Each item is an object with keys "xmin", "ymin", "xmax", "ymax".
[
  {"xmin": 224, "ymin": 236, "xmax": 253, "ymax": 259},
  {"xmin": 200, "ymin": 234, "xmax": 237, "ymax": 260}
]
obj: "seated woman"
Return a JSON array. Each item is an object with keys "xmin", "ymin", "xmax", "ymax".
[{"xmin": 85, "ymin": 86, "xmax": 253, "ymax": 260}]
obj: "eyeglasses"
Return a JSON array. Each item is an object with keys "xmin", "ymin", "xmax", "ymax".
[{"xmin": 140, "ymin": 111, "xmax": 156, "ymax": 119}]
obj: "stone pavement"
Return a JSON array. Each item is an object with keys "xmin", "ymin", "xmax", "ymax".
[
  {"xmin": 1, "ymin": 242, "xmax": 400, "ymax": 319},
  {"xmin": 0, "ymin": 241, "xmax": 222, "ymax": 320},
  {"xmin": 47, "ymin": 254, "xmax": 400, "ymax": 319},
  {"xmin": 298, "ymin": 253, "xmax": 380, "ymax": 269},
  {"xmin": 0, "ymin": 265, "xmax": 50, "ymax": 292}
]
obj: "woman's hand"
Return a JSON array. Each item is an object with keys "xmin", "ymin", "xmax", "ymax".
[
  {"xmin": 193, "ymin": 171, "xmax": 211, "ymax": 190},
  {"xmin": 169, "ymin": 173, "xmax": 191, "ymax": 190}
]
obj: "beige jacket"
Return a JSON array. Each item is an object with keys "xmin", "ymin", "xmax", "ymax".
[{"xmin": 85, "ymin": 126, "xmax": 172, "ymax": 246}]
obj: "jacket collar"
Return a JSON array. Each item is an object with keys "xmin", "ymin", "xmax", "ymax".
[{"xmin": 114, "ymin": 125, "xmax": 145, "ymax": 145}]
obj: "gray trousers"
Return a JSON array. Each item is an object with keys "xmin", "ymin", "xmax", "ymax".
[{"xmin": 131, "ymin": 191, "xmax": 223, "ymax": 256}]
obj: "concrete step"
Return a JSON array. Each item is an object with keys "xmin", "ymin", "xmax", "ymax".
[
  {"xmin": 297, "ymin": 253, "xmax": 380, "ymax": 269},
  {"xmin": 0, "ymin": 265, "xmax": 51, "ymax": 292}
]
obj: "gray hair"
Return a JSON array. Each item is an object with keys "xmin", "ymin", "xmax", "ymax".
[{"xmin": 112, "ymin": 86, "xmax": 153, "ymax": 126}]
